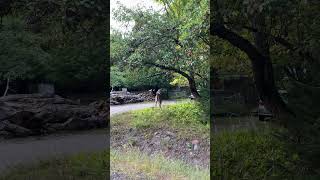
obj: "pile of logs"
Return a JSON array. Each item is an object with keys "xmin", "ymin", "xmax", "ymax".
[
  {"xmin": 110, "ymin": 93, "xmax": 144, "ymax": 105},
  {"xmin": 137, "ymin": 91, "xmax": 155, "ymax": 101},
  {"xmin": 0, "ymin": 94, "xmax": 108, "ymax": 138},
  {"xmin": 110, "ymin": 91, "xmax": 155, "ymax": 105}
]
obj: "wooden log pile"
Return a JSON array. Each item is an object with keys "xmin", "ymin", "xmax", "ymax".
[
  {"xmin": 110, "ymin": 93, "xmax": 144, "ymax": 105},
  {"xmin": 0, "ymin": 94, "xmax": 108, "ymax": 138}
]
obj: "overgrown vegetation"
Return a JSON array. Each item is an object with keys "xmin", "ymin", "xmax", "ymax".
[
  {"xmin": 111, "ymin": 149, "xmax": 210, "ymax": 179},
  {"xmin": 112, "ymin": 101, "xmax": 210, "ymax": 138},
  {"xmin": 0, "ymin": 0, "xmax": 108, "ymax": 93},
  {"xmin": 0, "ymin": 150, "xmax": 109, "ymax": 180},
  {"xmin": 111, "ymin": 0, "xmax": 209, "ymax": 98},
  {"xmin": 210, "ymin": 0, "xmax": 320, "ymax": 176},
  {"xmin": 1, "ymin": 147, "xmax": 209, "ymax": 180},
  {"xmin": 111, "ymin": 101, "xmax": 210, "ymax": 178},
  {"xmin": 111, "ymin": 66, "xmax": 172, "ymax": 91},
  {"xmin": 211, "ymin": 130, "xmax": 313, "ymax": 179}
]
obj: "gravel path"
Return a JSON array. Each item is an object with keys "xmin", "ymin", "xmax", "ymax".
[
  {"xmin": 110, "ymin": 100, "xmax": 177, "ymax": 116},
  {"xmin": 0, "ymin": 130, "xmax": 108, "ymax": 173},
  {"xmin": 0, "ymin": 101, "xmax": 177, "ymax": 173}
]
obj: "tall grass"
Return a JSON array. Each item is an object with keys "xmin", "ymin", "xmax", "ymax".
[
  {"xmin": 211, "ymin": 130, "xmax": 310, "ymax": 179},
  {"xmin": 0, "ymin": 150, "xmax": 109, "ymax": 180},
  {"xmin": 111, "ymin": 148, "xmax": 210, "ymax": 180}
]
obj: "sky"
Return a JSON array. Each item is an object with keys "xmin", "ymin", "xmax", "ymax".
[{"xmin": 110, "ymin": 0, "xmax": 163, "ymax": 33}]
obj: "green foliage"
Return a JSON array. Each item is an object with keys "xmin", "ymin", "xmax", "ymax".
[
  {"xmin": 170, "ymin": 73, "xmax": 188, "ymax": 87},
  {"xmin": 47, "ymin": 40, "xmax": 107, "ymax": 91},
  {"xmin": 155, "ymin": 0, "xmax": 209, "ymax": 44},
  {"xmin": 211, "ymin": 130, "xmax": 307, "ymax": 179},
  {"xmin": 110, "ymin": 31, "xmax": 128, "ymax": 66},
  {"xmin": 110, "ymin": 66, "xmax": 126, "ymax": 88},
  {"xmin": 280, "ymin": 82, "xmax": 320, "ymax": 173},
  {"xmin": 112, "ymin": 1, "xmax": 209, "ymax": 93},
  {"xmin": 132, "ymin": 101, "xmax": 209, "ymax": 130},
  {"xmin": 123, "ymin": 68, "xmax": 171, "ymax": 90},
  {"xmin": 210, "ymin": 38, "xmax": 252, "ymax": 75},
  {"xmin": 0, "ymin": 17, "xmax": 51, "ymax": 81},
  {"xmin": 211, "ymin": 1, "xmax": 320, "ymax": 173},
  {"xmin": 1, "ymin": 0, "xmax": 109, "ymax": 92},
  {"xmin": 111, "ymin": 66, "xmax": 172, "ymax": 90}
]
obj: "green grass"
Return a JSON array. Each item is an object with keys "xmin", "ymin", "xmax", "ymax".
[
  {"xmin": 211, "ymin": 130, "xmax": 310, "ymax": 179},
  {"xmin": 0, "ymin": 150, "xmax": 109, "ymax": 180},
  {"xmin": 113, "ymin": 101, "xmax": 210, "ymax": 138},
  {"xmin": 0, "ymin": 148, "xmax": 210, "ymax": 180},
  {"xmin": 111, "ymin": 148, "xmax": 210, "ymax": 180}
]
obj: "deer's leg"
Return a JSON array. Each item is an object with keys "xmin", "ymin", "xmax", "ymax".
[{"xmin": 155, "ymin": 95, "xmax": 158, "ymax": 107}]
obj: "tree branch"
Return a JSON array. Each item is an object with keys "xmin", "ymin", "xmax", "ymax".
[
  {"xmin": 224, "ymin": 22, "xmax": 316, "ymax": 62},
  {"xmin": 211, "ymin": 24, "xmax": 266, "ymax": 63},
  {"xmin": 144, "ymin": 61, "xmax": 192, "ymax": 81},
  {"xmin": 194, "ymin": 72, "xmax": 208, "ymax": 81}
]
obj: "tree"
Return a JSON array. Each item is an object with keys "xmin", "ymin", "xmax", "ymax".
[
  {"xmin": 2, "ymin": 0, "xmax": 109, "ymax": 93},
  {"xmin": 113, "ymin": 1, "xmax": 209, "ymax": 98},
  {"xmin": 0, "ymin": 17, "xmax": 51, "ymax": 96},
  {"xmin": 210, "ymin": 0, "xmax": 320, "ymax": 171},
  {"xmin": 210, "ymin": 0, "xmax": 319, "ymax": 119}
]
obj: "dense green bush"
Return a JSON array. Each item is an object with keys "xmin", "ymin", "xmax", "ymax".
[
  {"xmin": 0, "ymin": 17, "xmax": 51, "ymax": 82},
  {"xmin": 111, "ymin": 66, "xmax": 172, "ymax": 91},
  {"xmin": 211, "ymin": 130, "xmax": 311, "ymax": 179}
]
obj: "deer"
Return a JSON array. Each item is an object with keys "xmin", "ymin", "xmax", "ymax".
[{"xmin": 154, "ymin": 88, "xmax": 163, "ymax": 108}]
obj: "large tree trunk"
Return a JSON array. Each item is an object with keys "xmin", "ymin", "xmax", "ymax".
[
  {"xmin": 187, "ymin": 74, "xmax": 201, "ymax": 99},
  {"xmin": 251, "ymin": 13, "xmax": 291, "ymax": 117},
  {"xmin": 211, "ymin": 24, "xmax": 292, "ymax": 117},
  {"xmin": 210, "ymin": 0, "xmax": 294, "ymax": 119}
]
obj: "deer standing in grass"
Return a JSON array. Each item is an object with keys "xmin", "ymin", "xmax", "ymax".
[{"xmin": 155, "ymin": 88, "xmax": 163, "ymax": 108}]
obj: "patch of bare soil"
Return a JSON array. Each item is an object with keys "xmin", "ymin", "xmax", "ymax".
[{"xmin": 111, "ymin": 123, "xmax": 210, "ymax": 169}]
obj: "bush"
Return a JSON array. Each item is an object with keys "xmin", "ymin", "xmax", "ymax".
[{"xmin": 211, "ymin": 130, "xmax": 308, "ymax": 179}]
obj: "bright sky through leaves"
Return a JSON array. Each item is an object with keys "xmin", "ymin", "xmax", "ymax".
[{"xmin": 111, "ymin": 0, "xmax": 163, "ymax": 33}]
